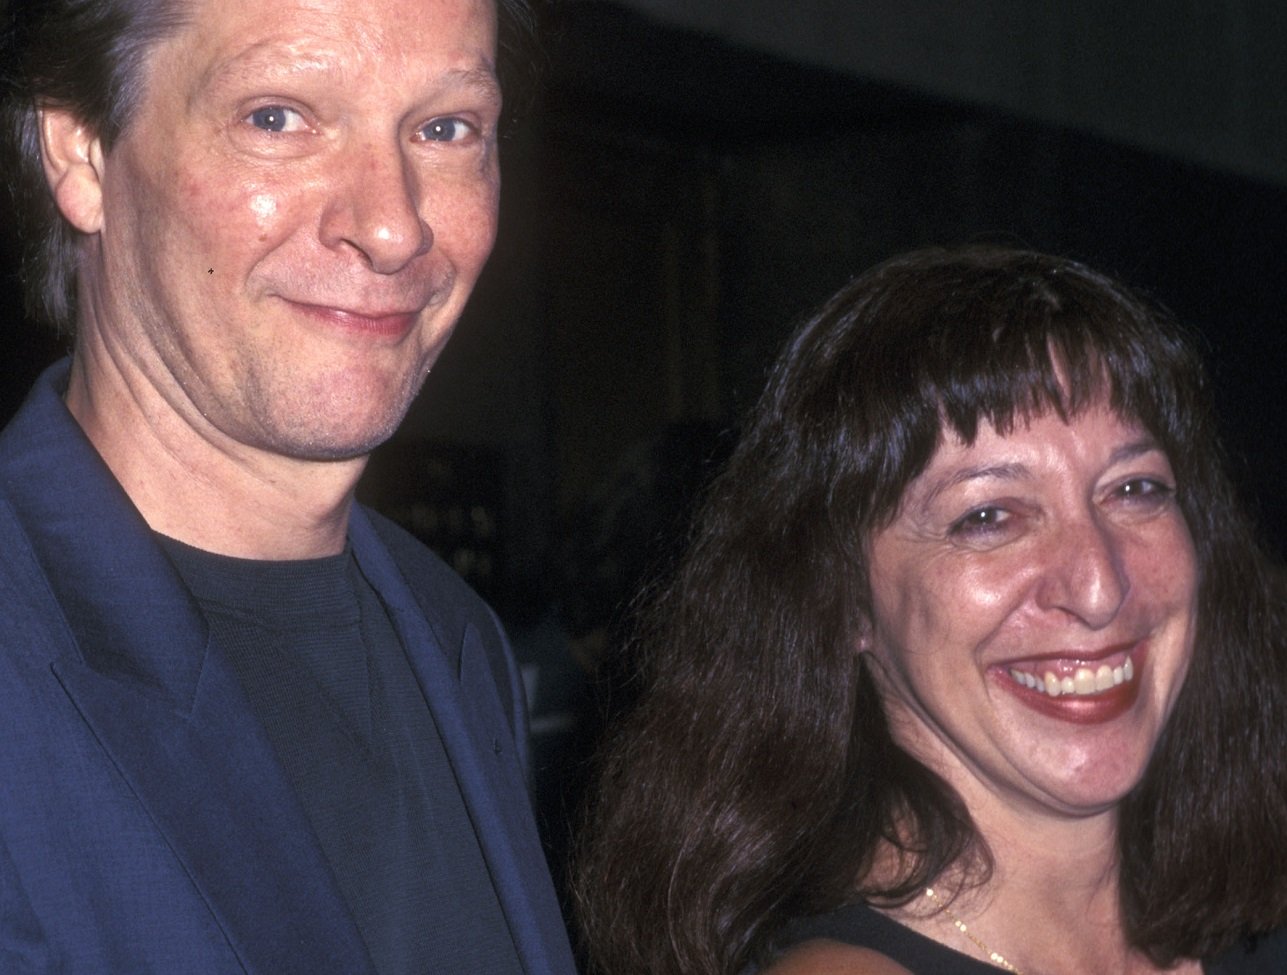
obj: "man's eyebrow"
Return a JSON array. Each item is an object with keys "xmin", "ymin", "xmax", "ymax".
[
  {"xmin": 197, "ymin": 44, "xmax": 501, "ymax": 103},
  {"xmin": 196, "ymin": 40, "xmax": 333, "ymax": 91},
  {"xmin": 434, "ymin": 65, "xmax": 503, "ymax": 105}
]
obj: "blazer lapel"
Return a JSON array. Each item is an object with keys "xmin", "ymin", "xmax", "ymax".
[
  {"xmin": 0, "ymin": 363, "xmax": 375, "ymax": 975},
  {"xmin": 350, "ymin": 509, "xmax": 576, "ymax": 975}
]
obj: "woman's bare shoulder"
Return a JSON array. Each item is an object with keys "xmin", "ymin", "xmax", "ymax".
[{"xmin": 761, "ymin": 938, "xmax": 916, "ymax": 975}]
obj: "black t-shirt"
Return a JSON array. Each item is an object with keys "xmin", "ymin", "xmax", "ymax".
[{"xmin": 160, "ymin": 536, "xmax": 523, "ymax": 975}]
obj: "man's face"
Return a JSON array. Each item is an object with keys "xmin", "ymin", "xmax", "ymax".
[{"xmin": 77, "ymin": 0, "xmax": 501, "ymax": 461}]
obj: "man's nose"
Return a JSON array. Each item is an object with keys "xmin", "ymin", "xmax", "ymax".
[
  {"xmin": 321, "ymin": 143, "xmax": 431, "ymax": 273},
  {"xmin": 1034, "ymin": 515, "xmax": 1129, "ymax": 629}
]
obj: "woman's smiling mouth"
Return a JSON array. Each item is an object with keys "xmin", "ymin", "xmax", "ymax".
[
  {"xmin": 1008, "ymin": 655, "xmax": 1134, "ymax": 698},
  {"xmin": 994, "ymin": 641, "xmax": 1148, "ymax": 723}
]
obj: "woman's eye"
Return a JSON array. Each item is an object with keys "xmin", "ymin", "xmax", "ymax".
[
  {"xmin": 418, "ymin": 117, "xmax": 475, "ymax": 142},
  {"xmin": 1114, "ymin": 477, "xmax": 1175, "ymax": 505},
  {"xmin": 246, "ymin": 106, "xmax": 305, "ymax": 133},
  {"xmin": 949, "ymin": 506, "xmax": 1011, "ymax": 537}
]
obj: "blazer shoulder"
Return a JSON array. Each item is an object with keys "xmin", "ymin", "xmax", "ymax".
[
  {"xmin": 358, "ymin": 505, "xmax": 518, "ymax": 711},
  {"xmin": 361, "ymin": 506, "xmax": 504, "ymax": 637}
]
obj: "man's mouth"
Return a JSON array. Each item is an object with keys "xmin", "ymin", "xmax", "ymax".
[{"xmin": 283, "ymin": 299, "xmax": 422, "ymax": 338}]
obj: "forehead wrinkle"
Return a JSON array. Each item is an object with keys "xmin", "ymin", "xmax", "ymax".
[
  {"xmin": 192, "ymin": 35, "xmax": 347, "ymax": 104},
  {"xmin": 192, "ymin": 35, "xmax": 500, "ymax": 113}
]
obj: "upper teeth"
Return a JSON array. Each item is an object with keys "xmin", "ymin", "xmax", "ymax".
[{"xmin": 1009, "ymin": 658, "xmax": 1134, "ymax": 698}]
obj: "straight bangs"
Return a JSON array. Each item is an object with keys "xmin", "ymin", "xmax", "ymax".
[
  {"xmin": 833, "ymin": 250, "xmax": 1207, "ymax": 531},
  {"xmin": 932, "ymin": 311, "xmax": 1195, "ymax": 453}
]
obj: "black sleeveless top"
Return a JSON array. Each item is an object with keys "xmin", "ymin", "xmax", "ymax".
[{"xmin": 779, "ymin": 902, "xmax": 1287, "ymax": 974}]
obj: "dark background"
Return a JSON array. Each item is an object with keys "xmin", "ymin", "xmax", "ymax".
[
  {"xmin": 3, "ymin": 0, "xmax": 1284, "ymax": 874},
  {"xmin": 394, "ymin": 1, "xmax": 1286, "ymax": 615}
]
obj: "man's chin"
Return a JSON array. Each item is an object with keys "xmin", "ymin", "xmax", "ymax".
[{"xmin": 259, "ymin": 416, "xmax": 408, "ymax": 465}]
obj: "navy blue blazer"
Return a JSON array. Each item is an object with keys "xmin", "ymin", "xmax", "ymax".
[{"xmin": 0, "ymin": 361, "xmax": 577, "ymax": 974}]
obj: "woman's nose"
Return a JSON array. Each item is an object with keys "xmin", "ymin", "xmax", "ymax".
[{"xmin": 1034, "ymin": 516, "xmax": 1130, "ymax": 628}]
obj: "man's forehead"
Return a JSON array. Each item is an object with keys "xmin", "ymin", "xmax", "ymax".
[
  {"xmin": 193, "ymin": 36, "xmax": 500, "ymax": 95},
  {"xmin": 161, "ymin": 0, "xmax": 498, "ymax": 91}
]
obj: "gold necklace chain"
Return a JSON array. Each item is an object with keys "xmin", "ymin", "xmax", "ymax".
[{"xmin": 923, "ymin": 887, "xmax": 1025, "ymax": 974}]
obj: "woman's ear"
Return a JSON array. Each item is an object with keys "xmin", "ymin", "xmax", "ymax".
[
  {"xmin": 39, "ymin": 107, "xmax": 106, "ymax": 234},
  {"xmin": 855, "ymin": 613, "xmax": 874, "ymax": 654}
]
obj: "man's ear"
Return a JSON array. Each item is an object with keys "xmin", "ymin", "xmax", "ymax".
[{"xmin": 39, "ymin": 106, "xmax": 106, "ymax": 234}]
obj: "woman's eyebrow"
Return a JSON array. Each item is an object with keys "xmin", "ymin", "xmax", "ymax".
[
  {"xmin": 921, "ymin": 462, "xmax": 1032, "ymax": 506},
  {"xmin": 1107, "ymin": 438, "xmax": 1164, "ymax": 465}
]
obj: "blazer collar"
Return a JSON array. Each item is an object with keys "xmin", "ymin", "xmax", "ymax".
[
  {"xmin": 0, "ymin": 360, "xmax": 376, "ymax": 975},
  {"xmin": 350, "ymin": 509, "xmax": 578, "ymax": 975},
  {"xmin": 0, "ymin": 359, "xmax": 208, "ymax": 706}
]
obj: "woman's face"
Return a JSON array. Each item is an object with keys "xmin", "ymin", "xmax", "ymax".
[{"xmin": 863, "ymin": 402, "xmax": 1198, "ymax": 819}]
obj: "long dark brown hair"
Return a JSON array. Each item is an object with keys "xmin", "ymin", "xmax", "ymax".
[{"xmin": 574, "ymin": 246, "xmax": 1287, "ymax": 974}]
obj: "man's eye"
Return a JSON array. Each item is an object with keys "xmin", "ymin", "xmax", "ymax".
[
  {"xmin": 246, "ymin": 106, "xmax": 304, "ymax": 133},
  {"xmin": 419, "ymin": 117, "xmax": 474, "ymax": 142}
]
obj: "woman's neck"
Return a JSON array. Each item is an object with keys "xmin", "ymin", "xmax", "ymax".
[{"xmin": 872, "ymin": 785, "xmax": 1199, "ymax": 974}]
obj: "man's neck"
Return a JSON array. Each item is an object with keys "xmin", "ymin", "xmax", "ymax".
[{"xmin": 64, "ymin": 350, "xmax": 364, "ymax": 560}]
